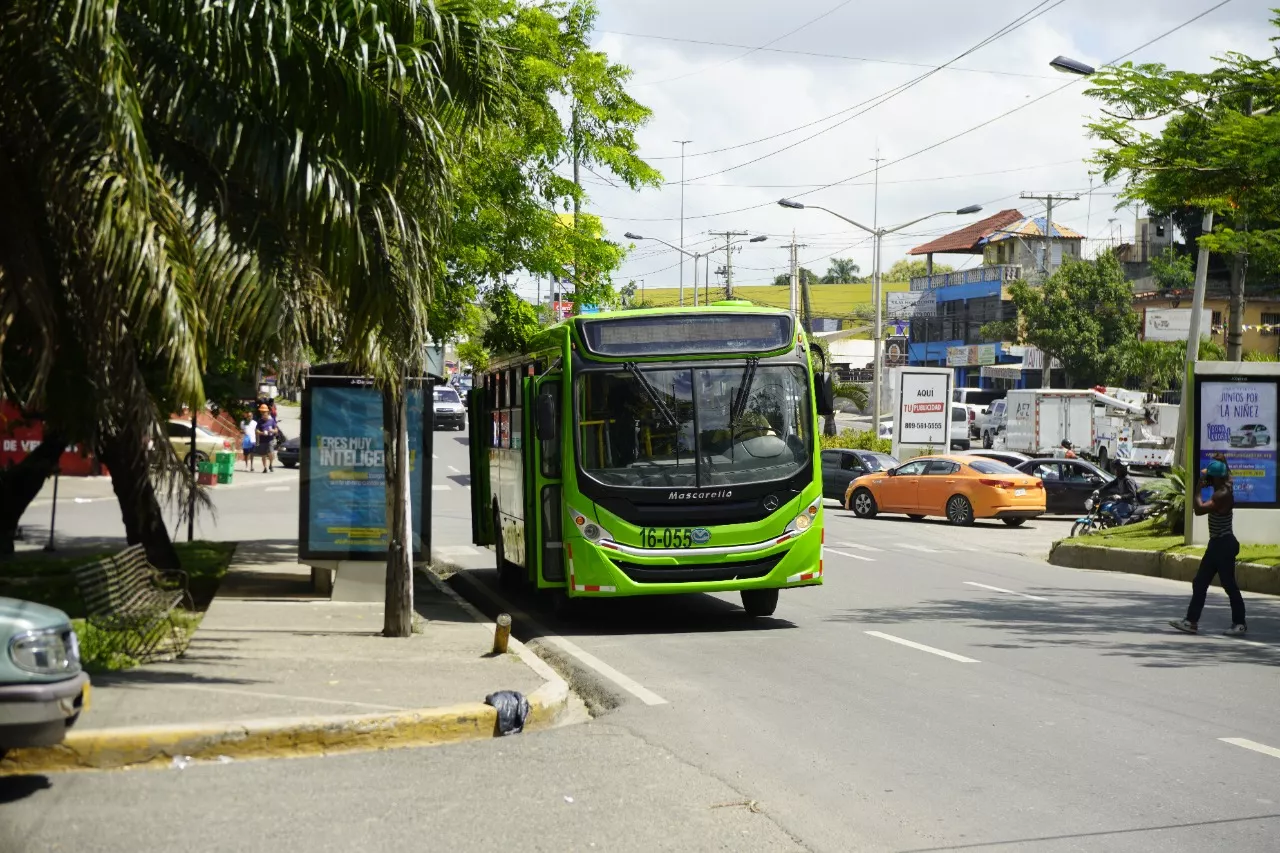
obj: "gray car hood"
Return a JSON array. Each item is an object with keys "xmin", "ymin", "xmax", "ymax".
[{"xmin": 0, "ymin": 597, "xmax": 72, "ymax": 632}]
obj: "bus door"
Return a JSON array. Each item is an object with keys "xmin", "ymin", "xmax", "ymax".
[
  {"xmin": 530, "ymin": 373, "xmax": 565, "ymax": 588},
  {"xmin": 467, "ymin": 386, "xmax": 493, "ymax": 546}
]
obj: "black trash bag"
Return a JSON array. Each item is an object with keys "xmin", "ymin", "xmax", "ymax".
[{"xmin": 484, "ymin": 690, "xmax": 531, "ymax": 736}]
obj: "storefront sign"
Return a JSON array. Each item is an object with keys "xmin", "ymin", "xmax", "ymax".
[
  {"xmin": 945, "ymin": 344, "xmax": 997, "ymax": 367},
  {"xmin": 300, "ymin": 377, "xmax": 432, "ymax": 560},
  {"xmin": 1197, "ymin": 379, "xmax": 1278, "ymax": 506},
  {"xmin": 887, "ymin": 291, "xmax": 937, "ymax": 318}
]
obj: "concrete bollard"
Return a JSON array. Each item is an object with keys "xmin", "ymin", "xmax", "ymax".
[{"xmin": 492, "ymin": 613, "xmax": 512, "ymax": 655}]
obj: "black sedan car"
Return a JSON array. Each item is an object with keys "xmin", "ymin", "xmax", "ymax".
[
  {"xmin": 1014, "ymin": 457, "xmax": 1110, "ymax": 515},
  {"xmin": 821, "ymin": 449, "xmax": 899, "ymax": 504},
  {"xmin": 277, "ymin": 436, "xmax": 300, "ymax": 469}
]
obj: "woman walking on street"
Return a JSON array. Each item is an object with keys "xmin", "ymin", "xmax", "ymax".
[
  {"xmin": 1170, "ymin": 459, "xmax": 1247, "ymax": 636},
  {"xmin": 254, "ymin": 403, "xmax": 279, "ymax": 473},
  {"xmin": 241, "ymin": 416, "xmax": 257, "ymax": 472}
]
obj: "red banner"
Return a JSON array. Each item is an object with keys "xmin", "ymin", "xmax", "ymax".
[{"xmin": 0, "ymin": 401, "xmax": 98, "ymax": 476}]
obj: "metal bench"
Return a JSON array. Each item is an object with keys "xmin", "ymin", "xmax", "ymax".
[{"xmin": 72, "ymin": 545, "xmax": 194, "ymax": 662}]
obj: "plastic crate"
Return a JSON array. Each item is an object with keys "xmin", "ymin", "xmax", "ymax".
[
  {"xmin": 197, "ymin": 471, "xmax": 218, "ymax": 486},
  {"xmin": 215, "ymin": 451, "xmax": 237, "ymax": 468},
  {"xmin": 216, "ymin": 471, "xmax": 232, "ymax": 485},
  {"xmin": 198, "ymin": 461, "xmax": 216, "ymax": 475}
]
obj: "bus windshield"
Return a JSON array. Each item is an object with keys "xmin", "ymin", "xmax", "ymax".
[{"xmin": 576, "ymin": 363, "xmax": 813, "ymax": 489}]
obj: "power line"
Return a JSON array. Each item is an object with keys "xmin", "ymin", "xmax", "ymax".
[
  {"xmin": 606, "ymin": 32, "xmax": 1060, "ymax": 101},
  {"xmin": 598, "ymin": 0, "xmax": 1237, "ymax": 224},
  {"xmin": 627, "ymin": 0, "xmax": 857, "ymax": 88},
  {"xmin": 667, "ymin": 0, "xmax": 1069, "ymax": 185}
]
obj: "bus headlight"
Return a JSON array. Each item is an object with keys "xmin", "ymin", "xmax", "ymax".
[
  {"xmin": 569, "ymin": 506, "xmax": 609, "ymax": 543},
  {"xmin": 783, "ymin": 498, "xmax": 821, "ymax": 535},
  {"xmin": 792, "ymin": 513, "xmax": 812, "ymax": 532}
]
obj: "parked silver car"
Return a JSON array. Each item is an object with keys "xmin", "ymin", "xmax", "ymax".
[{"xmin": 0, "ymin": 598, "xmax": 89, "ymax": 759}]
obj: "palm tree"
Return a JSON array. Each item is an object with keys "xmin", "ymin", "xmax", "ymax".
[
  {"xmin": 823, "ymin": 258, "xmax": 861, "ymax": 284},
  {"xmin": 0, "ymin": 0, "xmax": 501, "ymax": 610}
]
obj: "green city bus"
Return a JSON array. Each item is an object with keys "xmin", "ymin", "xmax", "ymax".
[{"xmin": 467, "ymin": 302, "xmax": 835, "ymax": 617}]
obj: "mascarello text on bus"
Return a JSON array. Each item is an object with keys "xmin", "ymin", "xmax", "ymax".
[{"xmin": 466, "ymin": 302, "xmax": 836, "ymax": 617}]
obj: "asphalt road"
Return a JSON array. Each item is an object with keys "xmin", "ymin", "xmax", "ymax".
[{"xmin": 6, "ymin": 423, "xmax": 1279, "ymax": 852}]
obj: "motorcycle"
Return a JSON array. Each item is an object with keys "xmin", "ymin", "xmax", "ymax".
[{"xmin": 1070, "ymin": 488, "xmax": 1165, "ymax": 537}]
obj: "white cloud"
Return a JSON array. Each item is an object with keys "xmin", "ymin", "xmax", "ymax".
[{"xmin": 513, "ymin": 0, "xmax": 1276, "ymax": 299}]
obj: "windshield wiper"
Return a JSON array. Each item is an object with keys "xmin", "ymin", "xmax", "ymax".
[
  {"xmin": 624, "ymin": 362, "xmax": 678, "ymax": 428},
  {"xmin": 729, "ymin": 358, "xmax": 760, "ymax": 429}
]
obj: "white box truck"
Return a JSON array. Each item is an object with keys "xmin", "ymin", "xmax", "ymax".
[
  {"xmin": 1002, "ymin": 390, "xmax": 1097, "ymax": 456},
  {"xmin": 1090, "ymin": 389, "xmax": 1178, "ymax": 473}
]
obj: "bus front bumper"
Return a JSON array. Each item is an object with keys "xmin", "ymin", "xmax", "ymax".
[{"xmin": 564, "ymin": 529, "xmax": 824, "ymax": 598}]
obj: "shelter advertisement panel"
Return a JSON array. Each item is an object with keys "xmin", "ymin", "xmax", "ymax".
[
  {"xmin": 1196, "ymin": 378, "xmax": 1278, "ymax": 506},
  {"xmin": 299, "ymin": 377, "xmax": 431, "ymax": 560}
]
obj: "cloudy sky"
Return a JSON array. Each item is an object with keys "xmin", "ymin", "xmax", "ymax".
[{"xmin": 517, "ymin": 0, "xmax": 1274, "ymax": 301}]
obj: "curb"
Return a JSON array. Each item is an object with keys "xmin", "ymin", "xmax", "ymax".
[
  {"xmin": 1048, "ymin": 541, "xmax": 1280, "ymax": 595},
  {"xmin": 2, "ymin": 575, "xmax": 574, "ymax": 776},
  {"xmin": 1, "ymin": 680, "xmax": 568, "ymax": 775}
]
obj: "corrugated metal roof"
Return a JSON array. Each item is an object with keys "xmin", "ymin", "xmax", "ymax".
[
  {"xmin": 984, "ymin": 216, "xmax": 1084, "ymax": 242},
  {"xmin": 908, "ymin": 209, "xmax": 1025, "ymax": 255}
]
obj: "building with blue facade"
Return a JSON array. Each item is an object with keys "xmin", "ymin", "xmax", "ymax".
[{"xmin": 901, "ymin": 211, "xmax": 1084, "ymax": 390}]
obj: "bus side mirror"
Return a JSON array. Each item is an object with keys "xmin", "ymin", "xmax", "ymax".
[
  {"xmin": 816, "ymin": 373, "xmax": 836, "ymax": 417},
  {"xmin": 536, "ymin": 393, "xmax": 556, "ymax": 439}
]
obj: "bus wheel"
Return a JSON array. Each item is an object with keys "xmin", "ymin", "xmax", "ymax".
[
  {"xmin": 741, "ymin": 588, "xmax": 779, "ymax": 617},
  {"xmin": 546, "ymin": 589, "xmax": 580, "ymax": 620}
]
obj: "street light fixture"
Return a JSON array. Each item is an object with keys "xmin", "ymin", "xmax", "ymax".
[
  {"xmin": 625, "ymin": 231, "xmax": 715, "ymax": 306},
  {"xmin": 1049, "ymin": 55, "xmax": 1096, "ymax": 76},
  {"xmin": 777, "ymin": 198, "xmax": 982, "ymax": 431}
]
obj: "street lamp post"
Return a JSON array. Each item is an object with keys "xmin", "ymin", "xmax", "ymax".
[
  {"xmin": 625, "ymin": 232, "xmax": 707, "ymax": 306},
  {"xmin": 779, "ymin": 199, "xmax": 981, "ymax": 431}
]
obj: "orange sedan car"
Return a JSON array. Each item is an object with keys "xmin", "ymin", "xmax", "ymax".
[{"xmin": 843, "ymin": 454, "xmax": 1046, "ymax": 527}]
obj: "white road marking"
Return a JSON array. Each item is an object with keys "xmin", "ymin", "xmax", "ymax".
[
  {"xmin": 73, "ymin": 498, "xmax": 96, "ymax": 504},
  {"xmin": 432, "ymin": 454, "xmax": 439, "ymax": 459},
  {"xmin": 835, "ymin": 542, "xmax": 883, "ymax": 552},
  {"xmin": 864, "ymin": 631, "xmax": 980, "ymax": 663},
  {"xmin": 432, "ymin": 485, "xmax": 450, "ymax": 491},
  {"xmin": 1212, "ymin": 634, "xmax": 1273, "ymax": 649},
  {"xmin": 828, "ymin": 549, "xmax": 874, "ymax": 562},
  {"xmin": 449, "ymin": 569, "xmax": 669, "ymax": 706},
  {"xmin": 448, "ymin": 465, "xmax": 460, "ymax": 473},
  {"xmin": 546, "ymin": 635, "xmax": 669, "ymax": 706},
  {"xmin": 1220, "ymin": 738, "xmax": 1280, "ymax": 761},
  {"xmin": 264, "ymin": 486, "xmax": 291, "ymax": 493},
  {"xmin": 900, "ymin": 544, "xmax": 941, "ymax": 553},
  {"xmin": 964, "ymin": 581, "xmax": 1047, "ymax": 601}
]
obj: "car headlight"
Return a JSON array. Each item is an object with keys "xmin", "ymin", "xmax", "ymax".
[{"xmin": 10, "ymin": 627, "xmax": 81, "ymax": 675}]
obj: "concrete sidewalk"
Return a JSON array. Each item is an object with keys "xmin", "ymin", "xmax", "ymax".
[{"xmin": 3, "ymin": 544, "xmax": 573, "ymax": 772}]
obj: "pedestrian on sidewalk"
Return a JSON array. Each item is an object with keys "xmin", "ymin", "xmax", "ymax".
[
  {"xmin": 241, "ymin": 416, "xmax": 257, "ymax": 472},
  {"xmin": 1170, "ymin": 459, "xmax": 1246, "ymax": 636},
  {"xmin": 254, "ymin": 403, "xmax": 278, "ymax": 473}
]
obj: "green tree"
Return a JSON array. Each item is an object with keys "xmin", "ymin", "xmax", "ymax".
[
  {"xmin": 1000, "ymin": 253, "xmax": 1141, "ymax": 387},
  {"xmin": 0, "ymin": 0, "xmax": 501, "ymax": 636},
  {"xmin": 884, "ymin": 259, "xmax": 954, "ymax": 281},
  {"xmin": 456, "ymin": 340, "xmax": 491, "ymax": 374},
  {"xmin": 1149, "ymin": 248, "xmax": 1195, "ymax": 293},
  {"xmin": 1086, "ymin": 23, "xmax": 1280, "ymax": 360},
  {"xmin": 823, "ymin": 258, "xmax": 862, "ymax": 284},
  {"xmin": 772, "ymin": 268, "xmax": 819, "ymax": 287},
  {"xmin": 482, "ymin": 285, "xmax": 543, "ymax": 355}
]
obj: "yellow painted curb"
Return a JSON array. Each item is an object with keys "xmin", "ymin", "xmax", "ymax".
[{"xmin": 1, "ymin": 679, "xmax": 569, "ymax": 775}]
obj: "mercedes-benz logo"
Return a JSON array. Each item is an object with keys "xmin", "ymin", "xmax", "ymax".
[{"xmin": 763, "ymin": 495, "xmax": 780, "ymax": 511}]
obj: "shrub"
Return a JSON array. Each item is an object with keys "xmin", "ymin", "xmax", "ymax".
[{"xmin": 820, "ymin": 429, "xmax": 892, "ymax": 455}]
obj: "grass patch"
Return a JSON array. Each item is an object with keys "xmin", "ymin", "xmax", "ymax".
[
  {"xmin": 71, "ymin": 611, "xmax": 204, "ymax": 673},
  {"xmin": 1069, "ymin": 521, "xmax": 1280, "ymax": 567},
  {"xmin": 0, "ymin": 540, "xmax": 237, "ymax": 616}
]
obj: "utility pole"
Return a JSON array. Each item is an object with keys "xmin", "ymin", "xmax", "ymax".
[
  {"xmin": 676, "ymin": 140, "xmax": 692, "ymax": 307},
  {"xmin": 871, "ymin": 153, "xmax": 884, "ymax": 428},
  {"xmin": 1020, "ymin": 191, "xmax": 1080, "ymax": 388},
  {"xmin": 709, "ymin": 231, "xmax": 749, "ymax": 299},
  {"xmin": 781, "ymin": 232, "xmax": 809, "ymax": 326},
  {"xmin": 571, "ymin": 108, "xmax": 581, "ymax": 311}
]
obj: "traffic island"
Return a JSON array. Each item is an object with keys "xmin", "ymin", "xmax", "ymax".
[
  {"xmin": 1049, "ymin": 526, "xmax": 1280, "ymax": 595},
  {"xmin": 1, "ymin": 545, "xmax": 578, "ymax": 775}
]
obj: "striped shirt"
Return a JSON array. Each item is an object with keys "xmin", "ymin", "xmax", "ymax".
[{"xmin": 1208, "ymin": 488, "xmax": 1234, "ymax": 539}]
